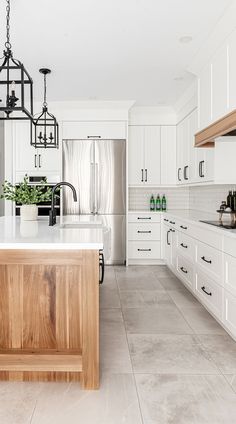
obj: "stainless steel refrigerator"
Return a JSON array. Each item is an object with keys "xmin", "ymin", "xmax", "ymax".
[{"xmin": 62, "ymin": 139, "xmax": 126, "ymax": 264}]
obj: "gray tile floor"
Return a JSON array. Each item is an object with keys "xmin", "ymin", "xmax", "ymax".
[{"xmin": 2, "ymin": 265, "xmax": 236, "ymax": 423}]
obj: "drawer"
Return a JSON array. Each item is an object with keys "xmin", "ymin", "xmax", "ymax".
[
  {"xmin": 224, "ymin": 253, "xmax": 236, "ymax": 297},
  {"xmin": 128, "ymin": 223, "xmax": 160, "ymax": 241},
  {"xmin": 223, "ymin": 236, "xmax": 236, "ymax": 257},
  {"xmin": 177, "ymin": 232, "xmax": 195, "ymax": 261},
  {"xmin": 224, "ymin": 290, "xmax": 236, "ymax": 338},
  {"xmin": 129, "ymin": 213, "xmax": 161, "ymax": 223},
  {"xmin": 196, "ymin": 270, "xmax": 223, "ymax": 319},
  {"xmin": 128, "ymin": 241, "xmax": 161, "ymax": 259},
  {"xmin": 196, "ymin": 241, "xmax": 223, "ymax": 284},
  {"xmin": 191, "ymin": 225, "xmax": 223, "ymax": 250},
  {"xmin": 176, "ymin": 255, "xmax": 194, "ymax": 289}
]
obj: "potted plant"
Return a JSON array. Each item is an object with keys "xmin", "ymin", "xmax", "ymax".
[{"xmin": 0, "ymin": 175, "xmax": 53, "ymax": 221}]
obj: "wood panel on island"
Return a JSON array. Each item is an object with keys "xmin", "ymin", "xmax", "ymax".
[{"xmin": 0, "ymin": 249, "xmax": 99, "ymax": 389}]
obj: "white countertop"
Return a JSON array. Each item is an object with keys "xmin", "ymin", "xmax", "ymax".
[{"xmin": 0, "ymin": 216, "xmax": 104, "ymax": 250}]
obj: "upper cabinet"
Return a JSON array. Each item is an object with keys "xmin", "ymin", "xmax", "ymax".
[
  {"xmin": 128, "ymin": 125, "xmax": 161, "ymax": 186},
  {"xmin": 62, "ymin": 121, "xmax": 126, "ymax": 140},
  {"xmin": 14, "ymin": 121, "xmax": 61, "ymax": 180},
  {"xmin": 128, "ymin": 125, "xmax": 176, "ymax": 186},
  {"xmin": 198, "ymin": 27, "xmax": 236, "ymax": 132}
]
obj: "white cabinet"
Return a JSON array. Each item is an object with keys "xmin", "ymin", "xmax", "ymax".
[
  {"xmin": 161, "ymin": 126, "xmax": 176, "ymax": 185},
  {"xmin": 198, "ymin": 63, "xmax": 212, "ymax": 131},
  {"xmin": 163, "ymin": 222, "xmax": 176, "ymax": 270},
  {"xmin": 128, "ymin": 125, "xmax": 161, "ymax": 186},
  {"xmin": 62, "ymin": 121, "xmax": 126, "ymax": 140},
  {"xmin": 14, "ymin": 121, "xmax": 61, "ymax": 177},
  {"xmin": 211, "ymin": 44, "xmax": 228, "ymax": 122},
  {"xmin": 176, "ymin": 110, "xmax": 196, "ymax": 185},
  {"xmin": 228, "ymin": 28, "xmax": 236, "ymax": 111}
]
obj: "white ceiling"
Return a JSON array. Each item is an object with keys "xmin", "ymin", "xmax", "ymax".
[{"xmin": 0, "ymin": 0, "xmax": 233, "ymax": 106}]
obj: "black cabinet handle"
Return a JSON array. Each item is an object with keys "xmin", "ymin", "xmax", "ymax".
[
  {"xmin": 170, "ymin": 229, "xmax": 175, "ymax": 233},
  {"xmin": 199, "ymin": 160, "xmax": 205, "ymax": 178},
  {"xmin": 201, "ymin": 256, "xmax": 212, "ymax": 264},
  {"xmin": 180, "ymin": 266, "xmax": 188, "ymax": 274},
  {"xmin": 138, "ymin": 248, "xmax": 151, "ymax": 252},
  {"xmin": 141, "ymin": 169, "xmax": 144, "ymax": 182},
  {"xmin": 180, "ymin": 225, "xmax": 188, "ymax": 230},
  {"xmin": 34, "ymin": 154, "xmax": 37, "ymax": 168},
  {"xmin": 164, "ymin": 218, "xmax": 169, "ymax": 222},
  {"xmin": 167, "ymin": 230, "xmax": 171, "ymax": 246},
  {"xmin": 178, "ymin": 168, "xmax": 181, "ymax": 181},
  {"xmin": 87, "ymin": 135, "xmax": 101, "ymax": 138},
  {"xmin": 169, "ymin": 221, "xmax": 175, "ymax": 225},
  {"xmin": 180, "ymin": 243, "xmax": 188, "ymax": 249},
  {"xmin": 137, "ymin": 230, "xmax": 151, "ymax": 234},
  {"xmin": 145, "ymin": 169, "xmax": 147, "ymax": 182},
  {"xmin": 99, "ymin": 251, "xmax": 105, "ymax": 284},
  {"xmin": 38, "ymin": 154, "xmax": 42, "ymax": 168},
  {"xmin": 201, "ymin": 286, "xmax": 212, "ymax": 296},
  {"xmin": 138, "ymin": 217, "xmax": 151, "ymax": 220},
  {"xmin": 184, "ymin": 165, "xmax": 189, "ymax": 180}
]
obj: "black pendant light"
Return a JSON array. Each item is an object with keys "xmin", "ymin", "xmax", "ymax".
[
  {"xmin": 31, "ymin": 68, "xmax": 59, "ymax": 149},
  {"xmin": 0, "ymin": 0, "xmax": 33, "ymax": 120}
]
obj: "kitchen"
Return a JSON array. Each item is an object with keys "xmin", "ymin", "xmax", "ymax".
[{"xmin": 1, "ymin": 0, "xmax": 236, "ymax": 423}]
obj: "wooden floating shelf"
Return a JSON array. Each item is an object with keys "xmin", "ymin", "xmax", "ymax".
[
  {"xmin": 0, "ymin": 350, "xmax": 82, "ymax": 372},
  {"xmin": 195, "ymin": 109, "xmax": 236, "ymax": 147}
]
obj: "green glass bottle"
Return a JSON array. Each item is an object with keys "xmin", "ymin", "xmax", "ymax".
[
  {"xmin": 150, "ymin": 195, "xmax": 155, "ymax": 211},
  {"xmin": 156, "ymin": 194, "xmax": 161, "ymax": 211},
  {"xmin": 162, "ymin": 194, "xmax": 167, "ymax": 211}
]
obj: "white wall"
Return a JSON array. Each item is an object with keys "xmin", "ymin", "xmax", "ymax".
[{"xmin": 0, "ymin": 119, "xmax": 4, "ymax": 216}]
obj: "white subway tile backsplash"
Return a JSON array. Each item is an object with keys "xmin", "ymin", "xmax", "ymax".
[
  {"xmin": 189, "ymin": 185, "xmax": 233, "ymax": 213},
  {"xmin": 129, "ymin": 187, "xmax": 189, "ymax": 211}
]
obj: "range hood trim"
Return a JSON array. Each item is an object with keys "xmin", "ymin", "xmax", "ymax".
[{"xmin": 195, "ymin": 109, "xmax": 236, "ymax": 147}]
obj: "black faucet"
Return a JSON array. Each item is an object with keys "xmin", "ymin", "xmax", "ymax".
[{"xmin": 49, "ymin": 182, "xmax": 77, "ymax": 226}]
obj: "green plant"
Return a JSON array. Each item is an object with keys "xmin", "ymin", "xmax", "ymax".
[{"xmin": 0, "ymin": 175, "xmax": 53, "ymax": 205}]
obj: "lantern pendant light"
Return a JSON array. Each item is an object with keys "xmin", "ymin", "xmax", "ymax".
[
  {"xmin": 0, "ymin": 0, "xmax": 33, "ymax": 121},
  {"xmin": 31, "ymin": 68, "xmax": 59, "ymax": 149}
]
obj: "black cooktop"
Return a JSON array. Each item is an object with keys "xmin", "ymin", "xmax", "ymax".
[{"xmin": 200, "ymin": 220, "xmax": 236, "ymax": 230}]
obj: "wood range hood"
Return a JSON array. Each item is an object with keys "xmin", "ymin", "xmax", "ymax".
[{"xmin": 195, "ymin": 109, "xmax": 236, "ymax": 147}]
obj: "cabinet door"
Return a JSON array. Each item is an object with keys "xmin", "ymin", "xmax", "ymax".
[
  {"xmin": 63, "ymin": 121, "xmax": 126, "ymax": 140},
  {"xmin": 211, "ymin": 44, "xmax": 228, "ymax": 121},
  {"xmin": 198, "ymin": 63, "xmax": 212, "ymax": 130},
  {"xmin": 14, "ymin": 122, "xmax": 37, "ymax": 172},
  {"xmin": 161, "ymin": 126, "xmax": 176, "ymax": 185},
  {"xmin": 128, "ymin": 126, "xmax": 144, "ymax": 185},
  {"xmin": 37, "ymin": 146, "xmax": 61, "ymax": 173},
  {"xmin": 182, "ymin": 117, "xmax": 190, "ymax": 183},
  {"xmin": 228, "ymin": 28, "xmax": 236, "ymax": 111},
  {"xmin": 176, "ymin": 121, "xmax": 184, "ymax": 184},
  {"xmin": 144, "ymin": 126, "xmax": 161, "ymax": 185},
  {"xmin": 163, "ymin": 224, "xmax": 172, "ymax": 266}
]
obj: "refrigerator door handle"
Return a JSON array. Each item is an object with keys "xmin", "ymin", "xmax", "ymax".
[
  {"xmin": 90, "ymin": 162, "xmax": 95, "ymax": 214},
  {"xmin": 95, "ymin": 163, "xmax": 99, "ymax": 214}
]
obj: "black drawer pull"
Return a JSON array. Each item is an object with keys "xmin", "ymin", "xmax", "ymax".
[
  {"xmin": 201, "ymin": 256, "xmax": 212, "ymax": 264},
  {"xmin": 180, "ymin": 266, "xmax": 188, "ymax": 274},
  {"xmin": 201, "ymin": 286, "xmax": 212, "ymax": 296},
  {"xmin": 137, "ymin": 217, "xmax": 151, "ymax": 220},
  {"xmin": 180, "ymin": 225, "xmax": 187, "ymax": 230},
  {"xmin": 170, "ymin": 229, "xmax": 175, "ymax": 233},
  {"xmin": 164, "ymin": 218, "xmax": 169, "ymax": 222},
  {"xmin": 137, "ymin": 230, "xmax": 151, "ymax": 234},
  {"xmin": 138, "ymin": 248, "xmax": 151, "ymax": 252},
  {"xmin": 180, "ymin": 243, "xmax": 188, "ymax": 249},
  {"xmin": 169, "ymin": 221, "xmax": 175, "ymax": 225}
]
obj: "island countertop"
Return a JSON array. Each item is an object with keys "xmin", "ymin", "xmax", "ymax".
[{"xmin": 0, "ymin": 216, "xmax": 104, "ymax": 250}]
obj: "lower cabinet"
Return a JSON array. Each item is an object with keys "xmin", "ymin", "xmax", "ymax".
[
  {"xmin": 163, "ymin": 213, "xmax": 236, "ymax": 340},
  {"xmin": 128, "ymin": 212, "xmax": 161, "ymax": 263}
]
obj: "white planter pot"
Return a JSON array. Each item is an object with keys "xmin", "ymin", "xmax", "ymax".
[{"xmin": 20, "ymin": 204, "xmax": 38, "ymax": 221}]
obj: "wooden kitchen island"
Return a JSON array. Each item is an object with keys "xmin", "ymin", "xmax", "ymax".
[{"xmin": 0, "ymin": 217, "xmax": 103, "ymax": 389}]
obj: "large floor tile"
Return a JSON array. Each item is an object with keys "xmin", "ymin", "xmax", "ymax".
[
  {"xmin": 31, "ymin": 374, "xmax": 142, "ymax": 424},
  {"xmin": 100, "ymin": 309, "xmax": 126, "ymax": 335},
  {"xmin": 168, "ymin": 289, "xmax": 200, "ymax": 309},
  {"xmin": 123, "ymin": 305, "xmax": 193, "ymax": 334},
  {"xmin": 119, "ymin": 290, "xmax": 173, "ymax": 308},
  {"xmin": 100, "ymin": 267, "xmax": 120, "ymax": 309},
  {"xmin": 100, "ymin": 334, "xmax": 132, "ymax": 373},
  {"xmin": 128, "ymin": 334, "xmax": 219, "ymax": 374},
  {"xmin": 180, "ymin": 306, "xmax": 226, "ymax": 335},
  {"xmin": 117, "ymin": 275, "xmax": 164, "ymax": 291},
  {"xmin": 135, "ymin": 374, "xmax": 236, "ymax": 424},
  {"xmin": 0, "ymin": 382, "xmax": 40, "ymax": 424},
  {"xmin": 198, "ymin": 334, "xmax": 236, "ymax": 374},
  {"xmin": 224, "ymin": 374, "xmax": 236, "ymax": 393},
  {"xmin": 157, "ymin": 275, "xmax": 188, "ymax": 291}
]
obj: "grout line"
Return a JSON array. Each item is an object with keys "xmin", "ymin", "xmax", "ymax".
[
  {"xmin": 29, "ymin": 400, "xmax": 38, "ymax": 424},
  {"xmin": 114, "ymin": 265, "xmax": 145, "ymax": 424}
]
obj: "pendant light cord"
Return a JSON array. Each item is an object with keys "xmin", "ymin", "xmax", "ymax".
[
  {"xmin": 43, "ymin": 73, "xmax": 48, "ymax": 107},
  {"xmin": 5, "ymin": 0, "xmax": 12, "ymax": 50}
]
